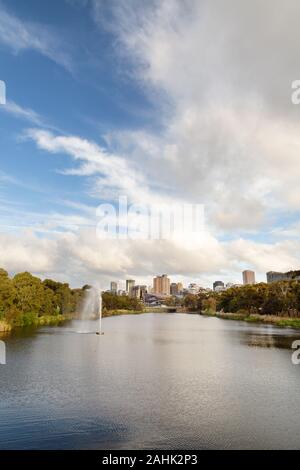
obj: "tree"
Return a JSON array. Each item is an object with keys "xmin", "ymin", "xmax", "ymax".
[
  {"xmin": 13, "ymin": 272, "xmax": 45, "ymax": 317},
  {"xmin": 0, "ymin": 269, "xmax": 16, "ymax": 320},
  {"xmin": 183, "ymin": 294, "xmax": 200, "ymax": 311},
  {"xmin": 102, "ymin": 292, "xmax": 143, "ymax": 312}
]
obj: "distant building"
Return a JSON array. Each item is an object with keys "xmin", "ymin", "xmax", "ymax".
[
  {"xmin": 214, "ymin": 285, "xmax": 225, "ymax": 293},
  {"xmin": 177, "ymin": 282, "xmax": 183, "ymax": 294},
  {"xmin": 266, "ymin": 270, "xmax": 300, "ymax": 283},
  {"xmin": 117, "ymin": 289, "xmax": 127, "ymax": 296},
  {"xmin": 110, "ymin": 281, "xmax": 117, "ymax": 293},
  {"xmin": 144, "ymin": 293, "xmax": 162, "ymax": 306},
  {"xmin": 187, "ymin": 283, "xmax": 200, "ymax": 295},
  {"xmin": 226, "ymin": 282, "xmax": 234, "ymax": 289},
  {"xmin": 131, "ymin": 285, "xmax": 148, "ymax": 300},
  {"xmin": 153, "ymin": 274, "xmax": 170, "ymax": 295},
  {"xmin": 266, "ymin": 271, "xmax": 286, "ymax": 283},
  {"xmin": 199, "ymin": 287, "xmax": 212, "ymax": 293},
  {"xmin": 242, "ymin": 270, "xmax": 255, "ymax": 285},
  {"xmin": 170, "ymin": 283, "xmax": 179, "ymax": 295},
  {"xmin": 126, "ymin": 279, "xmax": 135, "ymax": 296},
  {"xmin": 170, "ymin": 282, "xmax": 184, "ymax": 296},
  {"xmin": 213, "ymin": 281, "xmax": 224, "ymax": 291}
]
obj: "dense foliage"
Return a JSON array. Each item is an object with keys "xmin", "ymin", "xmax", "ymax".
[
  {"xmin": 216, "ymin": 281, "xmax": 300, "ymax": 316},
  {"xmin": 0, "ymin": 268, "xmax": 84, "ymax": 326},
  {"xmin": 102, "ymin": 292, "xmax": 143, "ymax": 312},
  {"xmin": 175, "ymin": 281, "xmax": 300, "ymax": 317}
]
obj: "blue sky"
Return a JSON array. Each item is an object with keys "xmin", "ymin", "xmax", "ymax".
[
  {"xmin": 0, "ymin": 0, "xmax": 156, "ymax": 223},
  {"xmin": 0, "ymin": 0, "xmax": 300, "ymax": 288}
]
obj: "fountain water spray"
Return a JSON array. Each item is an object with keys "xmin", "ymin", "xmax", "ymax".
[
  {"xmin": 96, "ymin": 290, "xmax": 104, "ymax": 335},
  {"xmin": 78, "ymin": 286, "xmax": 104, "ymax": 335}
]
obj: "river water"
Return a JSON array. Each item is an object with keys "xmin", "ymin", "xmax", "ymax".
[{"xmin": 0, "ymin": 313, "xmax": 300, "ymax": 449}]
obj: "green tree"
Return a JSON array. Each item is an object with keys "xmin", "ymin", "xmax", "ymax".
[{"xmin": 0, "ymin": 269, "xmax": 16, "ymax": 320}]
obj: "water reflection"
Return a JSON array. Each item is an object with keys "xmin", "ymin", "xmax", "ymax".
[
  {"xmin": 242, "ymin": 332, "xmax": 300, "ymax": 349},
  {"xmin": 1, "ymin": 314, "xmax": 300, "ymax": 449}
]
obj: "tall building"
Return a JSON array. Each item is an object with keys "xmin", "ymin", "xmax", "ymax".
[
  {"xmin": 266, "ymin": 270, "xmax": 300, "ymax": 283},
  {"xmin": 242, "ymin": 270, "xmax": 255, "ymax": 285},
  {"xmin": 177, "ymin": 282, "xmax": 183, "ymax": 295},
  {"xmin": 131, "ymin": 285, "xmax": 148, "ymax": 300},
  {"xmin": 153, "ymin": 274, "xmax": 170, "ymax": 295},
  {"xmin": 266, "ymin": 271, "xmax": 286, "ymax": 283},
  {"xmin": 213, "ymin": 280, "xmax": 224, "ymax": 291},
  {"xmin": 170, "ymin": 283, "xmax": 178, "ymax": 295},
  {"xmin": 110, "ymin": 281, "xmax": 117, "ymax": 293},
  {"xmin": 126, "ymin": 279, "xmax": 135, "ymax": 296}
]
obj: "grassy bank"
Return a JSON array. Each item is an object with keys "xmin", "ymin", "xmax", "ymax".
[
  {"xmin": 22, "ymin": 314, "xmax": 72, "ymax": 327},
  {"xmin": 202, "ymin": 311, "xmax": 300, "ymax": 329},
  {"xmin": 2, "ymin": 309, "xmax": 147, "ymax": 333},
  {"xmin": 103, "ymin": 309, "xmax": 145, "ymax": 317},
  {"xmin": 144, "ymin": 306, "xmax": 176, "ymax": 313},
  {"xmin": 0, "ymin": 314, "xmax": 72, "ymax": 334}
]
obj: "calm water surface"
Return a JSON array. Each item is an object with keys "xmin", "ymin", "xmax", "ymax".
[{"xmin": 0, "ymin": 313, "xmax": 300, "ymax": 449}]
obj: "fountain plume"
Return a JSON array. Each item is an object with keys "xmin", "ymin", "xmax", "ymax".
[{"xmin": 78, "ymin": 286, "xmax": 103, "ymax": 334}]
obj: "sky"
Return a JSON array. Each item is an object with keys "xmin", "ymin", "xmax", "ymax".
[{"xmin": 0, "ymin": 0, "xmax": 300, "ymax": 289}]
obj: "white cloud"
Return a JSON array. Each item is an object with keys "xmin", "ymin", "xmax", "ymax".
[
  {"xmin": 25, "ymin": 128, "xmax": 184, "ymax": 207},
  {"xmin": 227, "ymin": 238, "xmax": 300, "ymax": 274},
  {"xmin": 3, "ymin": 0, "xmax": 300, "ymax": 286},
  {"xmin": 2, "ymin": 101, "xmax": 44, "ymax": 126},
  {"xmin": 92, "ymin": 0, "xmax": 300, "ymax": 231},
  {"xmin": 0, "ymin": 2, "xmax": 73, "ymax": 70},
  {"xmin": 1, "ymin": 226, "xmax": 300, "ymax": 288}
]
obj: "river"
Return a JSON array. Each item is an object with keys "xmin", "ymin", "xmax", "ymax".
[{"xmin": 0, "ymin": 313, "xmax": 300, "ymax": 449}]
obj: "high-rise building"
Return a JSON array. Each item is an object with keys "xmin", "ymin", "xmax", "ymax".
[
  {"xmin": 170, "ymin": 283, "xmax": 178, "ymax": 295},
  {"xmin": 110, "ymin": 281, "xmax": 117, "ymax": 293},
  {"xmin": 213, "ymin": 280, "xmax": 224, "ymax": 291},
  {"xmin": 153, "ymin": 274, "xmax": 170, "ymax": 295},
  {"xmin": 177, "ymin": 282, "xmax": 183, "ymax": 295},
  {"xmin": 131, "ymin": 285, "xmax": 148, "ymax": 300},
  {"xmin": 242, "ymin": 270, "xmax": 255, "ymax": 285},
  {"xmin": 131, "ymin": 285, "xmax": 140, "ymax": 299},
  {"xmin": 266, "ymin": 271, "xmax": 286, "ymax": 283},
  {"xmin": 266, "ymin": 270, "xmax": 300, "ymax": 283},
  {"xmin": 126, "ymin": 279, "xmax": 135, "ymax": 296}
]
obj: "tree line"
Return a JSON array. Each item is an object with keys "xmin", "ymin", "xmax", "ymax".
[
  {"xmin": 182, "ymin": 280, "xmax": 300, "ymax": 317},
  {"xmin": 0, "ymin": 268, "xmax": 85, "ymax": 327},
  {"xmin": 217, "ymin": 281, "xmax": 300, "ymax": 316},
  {"xmin": 0, "ymin": 268, "xmax": 143, "ymax": 328},
  {"xmin": 102, "ymin": 291, "xmax": 143, "ymax": 313}
]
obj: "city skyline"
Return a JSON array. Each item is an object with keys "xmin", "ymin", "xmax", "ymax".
[{"xmin": 107, "ymin": 268, "xmax": 300, "ymax": 294}]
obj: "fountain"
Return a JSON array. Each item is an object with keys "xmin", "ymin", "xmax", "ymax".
[
  {"xmin": 78, "ymin": 286, "xmax": 104, "ymax": 335},
  {"xmin": 96, "ymin": 289, "xmax": 104, "ymax": 335}
]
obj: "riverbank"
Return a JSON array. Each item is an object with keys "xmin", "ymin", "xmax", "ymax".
[
  {"xmin": 103, "ymin": 307, "xmax": 183, "ymax": 316},
  {"xmin": 0, "ymin": 309, "xmax": 149, "ymax": 335},
  {"xmin": 202, "ymin": 311, "xmax": 300, "ymax": 329},
  {"xmin": 0, "ymin": 314, "xmax": 72, "ymax": 334},
  {"xmin": 103, "ymin": 309, "xmax": 145, "ymax": 317}
]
